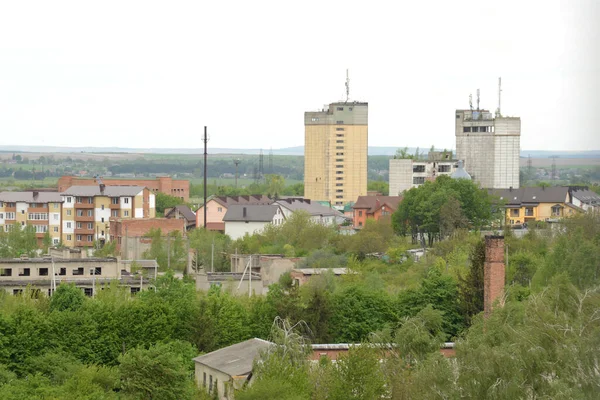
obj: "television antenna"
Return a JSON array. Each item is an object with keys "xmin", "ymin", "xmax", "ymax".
[
  {"xmin": 476, "ymin": 88, "xmax": 480, "ymax": 111},
  {"xmin": 345, "ymin": 69, "xmax": 350, "ymax": 102},
  {"xmin": 469, "ymin": 94, "xmax": 473, "ymax": 111},
  {"xmin": 495, "ymin": 77, "xmax": 502, "ymax": 117}
]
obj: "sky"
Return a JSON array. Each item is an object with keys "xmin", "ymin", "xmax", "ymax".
[{"xmin": 0, "ymin": 0, "xmax": 598, "ymax": 151}]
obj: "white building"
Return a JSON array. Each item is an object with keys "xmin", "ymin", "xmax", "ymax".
[
  {"xmin": 389, "ymin": 158, "xmax": 460, "ymax": 196},
  {"xmin": 455, "ymin": 108, "xmax": 520, "ymax": 189},
  {"xmin": 223, "ymin": 204, "xmax": 285, "ymax": 240},
  {"xmin": 274, "ymin": 198, "xmax": 347, "ymax": 225}
]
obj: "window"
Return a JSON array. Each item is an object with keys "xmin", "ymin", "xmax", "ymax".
[
  {"xmin": 13, "ymin": 289, "xmax": 23, "ymax": 295},
  {"xmin": 101, "ymin": 205, "xmax": 104, "ymax": 210},
  {"xmin": 336, "ymin": 158, "xmax": 344, "ymax": 162},
  {"xmin": 0, "ymin": 213, "xmax": 2, "ymax": 219},
  {"xmin": 101, "ymin": 217, "xmax": 104, "ymax": 223},
  {"xmin": 551, "ymin": 205, "xmax": 562, "ymax": 217},
  {"xmin": 336, "ymin": 106, "xmax": 344, "ymax": 111},
  {"xmin": 76, "ymin": 234, "xmax": 82, "ymax": 241},
  {"xmin": 77, "ymin": 210, "xmax": 84, "ymax": 217},
  {"xmin": 413, "ymin": 177, "xmax": 426, "ymax": 184},
  {"xmin": 525, "ymin": 207, "xmax": 534, "ymax": 217},
  {"xmin": 72, "ymin": 267, "xmax": 84, "ymax": 276},
  {"xmin": 335, "ymin": 146, "xmax": 344, "ymax": 150},
  {"xmin": 83, "ymin": 288, "xmax": 93, "ymax": 297},
  {"xmin": 87, "ymin": 235, "xmax": 93, "ymax": 241},
  {"xmin": 66, "ymin": 209, "xmax": 72, "ymax": 216},
  {"xmin": 203, "ymin": 373, "xmax": 206, "ymax": 386},
  {"xmin": 87, "ymin": 210, "xmax": 93, "ymax": 217},
  {"xmin": 336, "ymin": 140, "xmax": 344, "ymax": 143},
  {"xmin": 34, "ymin": 225, "xmax": 47, "ymax": 233},
  {"xmin": 336, "ymin": 127, "xmax": 345, "ymax": 131},
  {"xmin": 66, "ymin": 235, "xmax": 72, "ymax": 241},
  {"xmin": 112, "ymin": 210, "xmax": 119, "ymax": 217},
  {"xmin": 336, "ymin": 171, "xmax": 343, "ymax": 175},
  {"xmin": 53, "ymin": 226, "xmax": 59, "ymax": 232},
  {"xmin": 66, "ymin": 222, "xmax": 72, "ymax": 229},
  {"xmin": 0, "ymin": 268, "xmax": 11, "ymax": 277},
  {"xmin": 111, "ymin": 197, "xmax": 119, "ymax": 204},
  {"xmin": 76, "ymin": 197, "xmax": 82, "ymax": 203},
  {"xmin": 88, "ymin": 197, "xmax": 93, "ymax": 203},
  {"xmin": 336, "ymin": 164, "xmax": 343, "ymax": 168},
  {"xmin": 124, "ymin": 198, "xmax": 129, "ymax": 204},
  {"xmin": 463, "ymin": 126, "xmax": 471, "ymax": 132},
  {"xmin": 382, "ymin": 211, "xmax": 390, "ymax": 216},
  {"xmin": 59, "ymin": 268, "xmax": 66, "ymax": 276},
  {"xmin": 209, "ymin": 375, "xmax": 213, "ymax": 392},
  {"xmin": 66, "ymin": 197, "xmax": 72, "ymax": 203},
  {"xmin": 336, "ymin": 177, "xmax": 343, "ymax": 181},
  {"xmin": 52, "ymin": 238, "xmax": 59, "ymax": 245},
  {"xmin": 53, "ymin": 214, "xmax": 59, "ymax": 220},
  {"xmin": 438, "ymin": 165, "xmax": 451, "ymax": 173},
  {"xmin": 39, "ymin": 268, "xmax": 48, "ymax": 276},
  {"xmin": 336, "ymin": 195, "xmax": 343, "ymax": 199},
  {"xmin": 359, "ymin": 211, "xmax": 363, "ymax": 217},
  {"xmin": 311, "ymin": 117, "xmax": 319, "ymax": 122},
  {"xmin": 336, "ymin": 121, "xmax": 343, "ymax": 124},
  {"xmin": 124, "ymin": 210, "xmax": 129, "ymax": 217},
  {"xmin": 19, "ymin": 268, "xmax": 30, "ymax": 277},
  {"xmin": 92, "ymin": 267, "xmax": 102, "ymax": 275},
  {"xmin": 336, "ymin": 152, "xmax": 344, "ymax": 156},
  {"xmin": 76, "ymin": 222, "xmax": 82, "ymax": 229},
  {"xmin": 413, "ymin": 165, "xmax": 425, "ymax": 173},
  {"xmin": 5, "ymin": 212, "xmax": 15, "ymax": 220},
  {"xmin": 54, "ymin": 203, "xmax": 59, "ymax": 209},
  {"xmin": 336, "ymin": 189, "xmax": 343, "ymax": 193},
  {"xmin": 218, "ymin": 207, "xmax": 223, "ymax": 212},
  {"xmin": 336, "ymin": 183, "xmax": 343, "ymax": 187},
  {"xmin": 359, "ymin": 221, "xmax": 363, "ymax": 226},
  {"xmin": 87, "ymin": 223, "xmax": 93, "ymax": 229}
]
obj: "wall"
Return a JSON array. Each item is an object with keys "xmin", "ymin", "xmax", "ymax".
[
  {"xmin": 483, "ymin": 235, "xmax": 505, "ymax": 317},
  {"xmin": 389, "ymin": 159, "xmax": 413, "ymax": 196},
  {"xmin": 194, "ymin": 363, "xmax": 234, "ymax": 400},
  {"xmin": 196, "ymin": 273, "xmax": 264, "ymax": 296},
  {"xmin": 225, "ymin": 221, "xmax": 269, "ymax": 241},
  {"xmin": 58, "ymin": 176, "xmax": 190, "ymax": 201},
  {"xmin": 196, "ymin": 199, "xmax": 228, "ymax": 228},
  {"xmin": 110, "ymin": 218, "xmax": 185, "ymax": 257}
]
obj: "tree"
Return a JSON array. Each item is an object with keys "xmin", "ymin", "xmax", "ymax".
[
  {"xmin": 155, "ymin": 192, "xmax": 185, "ymax": 216},
  {"xmin": 367, "ymin": 180, "xmax": 389, "ymax": 195},
  {"xmin": 119, "ymin": 342, "xmax": 196, "ymax": 400},
  {"xmin": 457, "ymin": 240, "xmax": 485, "ymax": 325},
  {"xmin": 50, "ymin": 284, "xmax": 86, "ymax": 312},
  {"xmin": 265, "ymin": 174, "xmax": 285, "ymax": 198}
]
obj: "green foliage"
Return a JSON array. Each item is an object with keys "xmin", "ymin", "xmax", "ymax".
[
  {"xmin": 119, "ymin": 342, "xmax": 196, "ymax": 400},
  {"xmin": 142, "ymin": 228, "xmax": 187, "ymax": 271},
  {"xmin": 93, "ymin": 240, "xmax": 117, "ymax": 257},
  {"xmin": 188, "ymin": 228, "xmax": 231, "ymax": 272},
  {"xmin": 49, "ymin": 283, "xmax": 86, "ymax": 312},
  {"xmin": 155, "ymin": 192, "xmax": 186, "ymax": 216},
  {"xmin": 367, "ymin": 180, "xmax": 389, "ymax": 195},
  {"xmin": 457, "ymin": 239, "xmax": 485, "ymax": 325},
  {"xmin": 0, "ymin": 224, "xmax": 39, "ymax": 258}
]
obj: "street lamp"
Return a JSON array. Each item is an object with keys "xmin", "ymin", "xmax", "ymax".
[{"xmin": 89, "ymin": 267, "xmax": 96, "ymax": 298}]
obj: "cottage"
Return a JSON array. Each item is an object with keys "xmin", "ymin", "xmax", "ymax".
[{"xmin": 223, "ymin": 204, "xmax": 285, "ymax": 240}]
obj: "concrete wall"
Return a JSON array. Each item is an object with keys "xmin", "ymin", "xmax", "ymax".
[
  {"xmin": 194, "ymin": 363, "xmax": 235, "ymax": 400},
  {"xmin": 196, "ymin": 273, "xmax": 264, "ymax": 296},
  {"xmin": 389, "ymin": 159, "xmax": 413, "ymax": 196},
  {"xmin": 225, "ymin": 221, "xmax": 269, "ymax": 240}
]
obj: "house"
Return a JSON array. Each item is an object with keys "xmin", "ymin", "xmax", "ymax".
[
  {"xmin": 196, "ymin": 195, "xmax": 272, "ymax": 232},
  {"xmin": 570, "ymin": 187, "xmax": 600, "ymax": 212},
  {"xmin": 193, "ymin": 338, "xmax": 272, "ymax": 399},
  {"xmin": 223, "ymin": 204, "xmax": 285, "ymax": 240},
  {"xmin": 352, "ymin": 196, "xmax": 403, "ymax": 229},
  {"xmin": 490, "ymin": 186, "xmax": 584, "ymax": 225},
  {"xmin": 274, "ymin": 198, "xmax": 347, "ymax": 226},
  {"xmin": 164, "ymin": 205, "xmax": 196, "ymax": 231}
]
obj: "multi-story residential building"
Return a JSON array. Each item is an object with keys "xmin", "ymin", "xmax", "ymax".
[
  {"xmin": 0, "ymin": 191, "xmax": 63, "ymax": 246},
  {"xmin": 455, "ymin": 108, "xmax": 520, "ymax": 189},
  {"xmin": 304, "ymin": 101, "xmax": 368, "ymax": 207},
  {"xmin": 389, "ymin": 153, "xmax": 460, "ymax": 196},
  {"xmin": 58, "ymin": 175, "xmax": 190, "ymax": 201},
  {"xmin": 61, "ymin": 185, "xmax": 155, "ymax": 248}
]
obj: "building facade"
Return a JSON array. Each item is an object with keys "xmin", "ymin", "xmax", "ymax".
[
  {"xmin": 61, "ymin": 185, "xmax": 155, "ymax": 248},
  {"xmin": 455, "ymin": 109, "xmax": 520, "ymax": 189},
  {"xmin": 223, "ymin": 204, "xmax": 285, "ymax": 240},
  {"xmin": 352, "ymin": 195, "xmax": 402, "ymax": 229},
  {"xmin": 58, "ymin": 176, "xmax": 190, "ymax": 201},
  {"xmin": 0, "ymin": 191, "xmax": 63, "ymax": 246},
  {"xmin": 389, "ymin": 158, "xmax": 459, "ymax": 196},
  {"xmin": 304, "ymin": 102, "xmax": 368, "ymax": 206}
]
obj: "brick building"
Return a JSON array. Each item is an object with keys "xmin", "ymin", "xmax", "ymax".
[
  {"xmin": 58, "ymin": 176, "xmax": 190, "ymax": 201},
  {"xmin": 109, "ymin": 217, "xmax": 185, "ymax": 259},
  {"xmin": 352, "ymin": 195, "xmax": 402, "ymax": 229},
  {"xmin": 484, "ymin": 235, "xmax": 505, "ymax": 317}
]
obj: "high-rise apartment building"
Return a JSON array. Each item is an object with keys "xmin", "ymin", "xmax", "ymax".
[
  {"xmin": 0, "ymin": 191, "xmax": 63, "ymax": 246},
  {"xmin": 455, "ymin": 108, "xmax": 520, "ymax": 189},
  {"xmin": 61, "ymin": 185, "xmax": 155, "ymax": 248},
  {"xmin": 304, "ymin": 102, "xmax": 368, "ymax": 206}
]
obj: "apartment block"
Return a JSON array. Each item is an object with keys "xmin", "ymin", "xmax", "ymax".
[
  {"xmin": 389, "ymin": 156, "xmax": 459, "ymax": 196},
  {"xmin": 58, "ymin": 175, "xmax": 190, "ymax": 201},
  {"xmin": 0, "ymin": 191, "xmax": 63, "ymax": 246},
  {"xmin": 304, "ymin": 102, "xmax": 368, "ymax": 206},
  {"xmin": 455, "ymin": 108, "xmax": 520, "ymax": 189},
  {"xmin": 61, "ymin": 185, "xmax": 156, "ymax": 248}
]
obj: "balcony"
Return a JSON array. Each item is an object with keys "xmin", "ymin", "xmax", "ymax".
[
  {"xmin": 75, "ymin": 202, "xmax": 94, "ymax": 209},
  {"xmin": 109, "ymin": 203, "xmax": 120, "ymax": 210},
  {"xmin": 75, "ymin": 228, "xmax": 95, "ymax": 235},
  {"xmin": 74, "ymin": 214, "xmax": 94, "ymax": 222},
  {"xmin": 28, "ymin": 206, "xmax": 48, "ymax": 213}
]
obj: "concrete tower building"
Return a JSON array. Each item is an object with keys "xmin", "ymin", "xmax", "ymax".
[
  {"xmin": 304, "ymin": 102, "xmax": 368, "ymax": 206},
  {"xmin": 455, "ymin": 107, "xmax": 520, "ymax": 189}
]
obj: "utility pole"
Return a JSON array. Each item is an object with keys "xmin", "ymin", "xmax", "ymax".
[
  {"xmin": 203, "ymin": 126, "xmax": 208, "ymax": 229},
  {"xmin": 211, "ymin": 237, "xmax": 214, "ymax": 273},
  {"xmin": 233, "ymin": 158, "xmax": 241, "ymax": 189}
]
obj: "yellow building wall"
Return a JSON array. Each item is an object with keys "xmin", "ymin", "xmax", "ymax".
[
  {"xmin": 94, "ymin": 197, "xmax": 111, "ymax": 241},
  {"xmin": 505, "ymin": 199, "xmax": 580, "ymax": 224},
  {"xmin": 304, "ymin": 124, "xmax": 367, "ymax": 205},
  {"xmin": 62, "ymin": 205, "xmax": 75, "ymax": 247}
]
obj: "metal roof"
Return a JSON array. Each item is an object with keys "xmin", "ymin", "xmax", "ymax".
[
  {"xmin": 193, "ymin": 338, "xmax": 272, "ymax": 377},
  {"xmin": 222, "ymin": 204, "xmax": 281, "ymax": 222},
  {"xmin": 275, "ymin": 199, "xmax": 343, "ymax": 217},
  {"xmin": 0, "ymin": 191, "xmax": 63, "ymax": 203},
  {"xmin": 61, "ymin": 185, "xmax": 145, "ymax": 197},
  {"xmin": 490, "ymin": 187, "xmax": 569, "ymax": 205}
]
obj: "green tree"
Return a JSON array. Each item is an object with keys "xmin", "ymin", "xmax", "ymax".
[
  {"xmin": 50, "ymin": 283, "xmax": 86, "ymax": 312},
  {"xmin": 457, "ymin": 240, "xmax": 485, "ymax": 325},
  {"xmin": 367, "ymin": 180, "xmax": 389, "ymax": 195},
  {"xmin": 155, "ymin": 192, "xmax": 186, "ymax": 216}
]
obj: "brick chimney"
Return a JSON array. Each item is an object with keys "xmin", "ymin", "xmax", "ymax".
[{"xmin": 484, "ymin": 235, "xmax": 505, "ymax": 317}]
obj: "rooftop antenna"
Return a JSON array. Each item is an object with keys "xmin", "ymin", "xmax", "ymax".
[
  {"xmin": 345, "ymin": 69, "xmax": 350, "ymax": 102},
  {"xmin": 469, "ymin": 93, "xmax": 473, "ymax": 111},
  {"xmin": 476, "ymin": 88, "xmax": 480, "ymax": 111},
  {"xmin": 496, "ymin": 77, "xmax": 502, "ymax": 117}
]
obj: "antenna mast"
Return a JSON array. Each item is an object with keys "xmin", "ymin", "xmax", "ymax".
[
  {"xmin": 469, "ymin": 94, "xmax": 473, "ymax": 111},
  {"xmin": 476, "ymin": 89, "xmax": 480, "ymax": 111},
  {"xmin": 345, "ymin": 69, "xmax": 350, "ymax": 102},
  {"xmin": 496, "ymin": 77, "xmax": 502, "ymax": 117}
]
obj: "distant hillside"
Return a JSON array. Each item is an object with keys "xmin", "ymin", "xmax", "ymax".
[{"xmin": 0, "ymin": 144, "xmax": 598, "ymax": 158}]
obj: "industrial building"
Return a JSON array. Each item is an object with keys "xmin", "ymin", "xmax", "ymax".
[
  {"xmin": 455, "ymin": 85, "xmax": 521, "ymax": 189},
  {"xmin": 304, "ymin": 100, "xmax": 368, "ymax": 207}
]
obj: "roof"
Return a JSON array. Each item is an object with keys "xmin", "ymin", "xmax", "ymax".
[
  {"xmin": 352, "ymin": 196, "xmax": 403, "ymax": 213},
  {"xmin": 0, "ymin": 191, "xmax": 63, "ymax": 203},
  {"xmin": 490, "ymin": 187, "xmax": 570, "ymax": 205},
  {"xmin": 223, "ymin": 204, "xmax": 281, "ymax": 222},
  {"xmin": 206, "ymin": 195, "xmax": 272, "ymax": 208},
  {"xmin": 165, "ymin": 205, "xmax": 196, "ymax": 222},
  {"xmin": 275, "ymin": 199, "xmax": 344, "ymax": 217},
  {"xmin": 61, "ymin": 185, "xmax": 145, "ymax": 197},
  {"xmin": 570, "ymin": 188, "xmax": 600, "ymax": 205},
  {"xmin": 293, "ymin": 268, "xmax": 350, "ymax": 275},
  {"xmin": 193, "ymin": 338, "xmax": 272, "ymax": 377}
]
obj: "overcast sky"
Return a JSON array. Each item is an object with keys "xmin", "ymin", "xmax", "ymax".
[{"xmin": 0, "ymin": 0, "xmax": 598, "ymax": 151}]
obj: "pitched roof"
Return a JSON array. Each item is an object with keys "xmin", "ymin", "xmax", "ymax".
[
  {"xmin": 193, "ymin": 338, "xmax": 272, "ymax": 377},
  {"xmin": 61, "ymin": 185, "xmax": 145, "ymax": 197},
  {"xmin": 223, "ymin": 204, "xmax": 281, "ymax": 222},
  {"xmin": 570, "ymin": 188, "xmax": 600, "ymax": 205},
  {"xmin": 490, "ymin": 187, "xmax": 569, "ymax": 205},
  {"xmin": 275, "ymin": 199, "xmax": 344, "ymax": 217},
  {"xmin": 165, "ymin": 205, "xmax": 196, "ymax": 222},
  {"xmin": 352, "ymin": 196, "xmax": 403, "ymax": 213},
  {"xmin": 0, "ymin": 191, "xmax": 63, "ymax": 203},
  {"xmin": 209, "ymin": 195, "xmax": 272, "ymax": 208}
]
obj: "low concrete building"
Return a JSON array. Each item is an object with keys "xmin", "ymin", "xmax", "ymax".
[
  {"xmin": 196, "ymin": 272, "xmax": 263, "ymax": 296},
  {"xmin": 193, "ymin": 338, "xmax": 272, "ymax": 399},
  {"xmin": 290, "ymin": 268, "xmax": 351, "ymax": 286},
  {"xmin": 109, "ymin": 217, "xmax": 185, "ymax": 259}
]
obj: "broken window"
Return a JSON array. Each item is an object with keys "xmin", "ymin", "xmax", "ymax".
[
  {"xmin": 413, "ymin": 177, "xmax": 425, "ymax": 184},
  {"xmin": 72, "ymin": 267, "xmax": 84, "ymax": 276},
  {"xmin": 463, "ymin": 126, "xmax": 471, "ymax": 132},
  {"xmin": 438, "ymin": 165, "xmax": 451, "ymax": 173},
  {"xmin": 413, "ymin": 165, "xmax": 425, "ymax": 173},
  {"xmin": 1, "ymin": 268, "xmax": 11, "ymax": 277},
  {"xmin": 18, "ymin": 268, "xmax": 30, "ymax": 277},
  {"xmin": 39, "ymin": 268, "xmax": 49, "ymax": 276}
]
